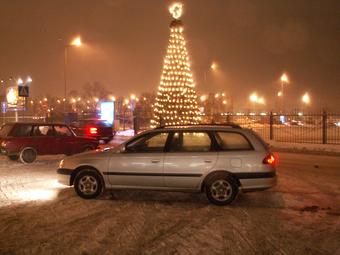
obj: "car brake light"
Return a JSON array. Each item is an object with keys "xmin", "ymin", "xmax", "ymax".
[
  {"xmin": 89, "ymin": 127, "xmax": 98, "ymax": 135},
  {"xmin": 263, "ymin": 153, "xmax": 277, "ymax": 165}
]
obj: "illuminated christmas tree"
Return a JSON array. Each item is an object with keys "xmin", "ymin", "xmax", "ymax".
[{"xmin": 151, "ymin": 3, "xmax": 199, "ymax": 127}]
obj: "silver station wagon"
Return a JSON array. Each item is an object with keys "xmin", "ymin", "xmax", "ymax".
[{"xmin": 57, "ymin": 125, "xmax": 277, "ymax": 205}]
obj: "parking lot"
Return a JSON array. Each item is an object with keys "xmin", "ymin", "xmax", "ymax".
[{"xmin": 0, "ymin": 150, "xmax": 339, "ymax": 255}]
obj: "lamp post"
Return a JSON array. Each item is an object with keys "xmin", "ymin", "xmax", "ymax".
[
  {"xmin": 301, "ymin": 92, "xmax": 310, "ymax": 112},
  {"xmin": 280, "ymin": 72, "xmax": 289, "ymax": 113},
  {"xmin": 17, "ymin": 76, "xmax": 32, "ymax": 122},
  {"xmin": 64, "ymin": 36, "xmax": 82, "ymax": 113}
]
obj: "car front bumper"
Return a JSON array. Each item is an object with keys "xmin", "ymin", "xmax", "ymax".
[{"xmin": 57, "ymin": 168, "xmax": 73, "ymax": 186}]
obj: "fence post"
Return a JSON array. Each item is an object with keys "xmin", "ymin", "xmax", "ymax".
[
  {"xmin": 269, "ymin": 112, "xmax": 274, "ymax": 140},
  {"xmin": 322, "ymin": 111, "xmax": 327, "ymax": 144}
]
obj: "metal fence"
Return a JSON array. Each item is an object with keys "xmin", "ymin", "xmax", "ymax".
[
  {"xmin": 136, "ymin": 112, "xmax": 340, "ymax": 145},
  {"xmin": 217, "ymin": 112, "xmax": 340, "ymax": 145}
]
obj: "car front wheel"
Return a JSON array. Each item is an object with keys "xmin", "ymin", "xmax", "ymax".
[
  {"xmin": 205, "ymin": 173, "xmax": 238, "ymax": 206},
  {"xmin": 74, "ymin": 169, "xmax": 103, "ymax": 199},
  {"xmin": 19, "ymin": 148, "xmax": 37, "ymax": 164}
]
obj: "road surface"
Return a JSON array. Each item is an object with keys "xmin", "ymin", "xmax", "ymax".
[{"xmin": 0, "ymin": 150, "xmax": 339, "ymax": 255}]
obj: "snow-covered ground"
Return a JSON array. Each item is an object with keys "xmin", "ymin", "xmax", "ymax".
[{"xmin": 0, "ymin": 141, "xmax": 339, "ymax": 254}]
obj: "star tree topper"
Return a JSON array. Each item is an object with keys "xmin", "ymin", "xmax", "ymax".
[{"xmin": 169, "ymin": 3, "xmax": 183, "ymax": 19}]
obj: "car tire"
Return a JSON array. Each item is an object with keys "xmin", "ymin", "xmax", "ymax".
[
  {"xmin": 104, "ymin": 138, "xmax": 112, "ymax": 144},
  {"xmin": 8, "ymin": 155, "xmax": 19, "ymax": 161},
  {"xmin": 19, "ymin": 148, "xmax": 37, "ymax": 164},
  {"xmin": 83, "ymin": 146, "xmax": 94, "ymax": 152},
  {"xmin": 205, "ymin": 173, "xmax": 238, "ymax": 206},
  {"xmin": 74, "ymin": 169, "xmax": 103, "ymax": 199}
]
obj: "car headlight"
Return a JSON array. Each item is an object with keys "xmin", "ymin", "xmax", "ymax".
[
  {"xmin": 59, "ymin": 159, "xmax": 64, "ymax": 169},
  {"xmin": 1, "ymin": 141, "xmax": 7, "ymax": 147}
]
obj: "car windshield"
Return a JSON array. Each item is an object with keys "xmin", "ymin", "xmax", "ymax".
[{"xmin": 0, "ymin": 124, "xmax": 14, "ymax": 137}]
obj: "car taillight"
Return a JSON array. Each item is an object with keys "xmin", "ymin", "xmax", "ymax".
[
  {"xmin": 88, "ymin": 127, "xmax": 98, "ymax": 135},
  {"xmin": 263, "ymin": 153, "xmax": 277, "ymax": 165}
]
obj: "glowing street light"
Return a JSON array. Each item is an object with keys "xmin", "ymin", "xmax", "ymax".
[
  {"xmin": 302, "ymin": 93, "xmax": 310, "ymax": 104},
  {"xmin": 211, "ymin": 62, "xmax": 218, "ymax": 70},
  {"xmin": 280, "ymin": 73, "xmax": 289, "ymax": 83},
  {"xmin": 277, "ymin": 91, "xmax": 282, "ymax": 97},
  {"xmin": 70, "ymin": 36, "xmax": 82, "ymax": 47},
  {"xmin": 249, "ymin": 93, "xmax": 258, "ymax": 103},
  {"xmin": 200, "ymin": 95, "xmax": 207, "ymax": 102},
  {"xmin": 26, "ymin": 77, "xmax": 33, "ymax": 83},
  {"xmin": 17, "ymin": 78, "xmax": 23, "ymax": 85},
  {"xmin": 111, "ymin": 96, "xmax": 116, "ymax": 101},
  {"xmin": 130, "ymin": 94, "xmax": 136, "ymax": 100}
]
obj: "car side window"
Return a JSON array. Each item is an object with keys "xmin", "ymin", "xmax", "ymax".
[
  {"xmin": 169, "ymin": 132, "xmax": 212, "ymax": 152},
  {"xmin": 215, "ymin": 132, "xmax": 253, "ymax": 150},
  {"xmin": 54, "ymin": 125, "xmax": 72, "ymax": 137},
  {"xmin": 126, "ymin": 132, "xmax": 168, "ymax": 153},
  {"xmin": 32, "ymin": 125, "xmax": 54, "ymax": 137},
  {"xmin": 11, "ymin": 125, "xmax": 32, "ymax": 137}
]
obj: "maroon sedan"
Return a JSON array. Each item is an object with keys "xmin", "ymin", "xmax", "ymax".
[{"xmin": 0, "ymin": 123, "xmax": 99, "ymax": 163}]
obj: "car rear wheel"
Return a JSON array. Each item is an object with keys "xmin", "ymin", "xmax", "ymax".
[
  {"xmin": 205, "ymin": 173, "xmax": 238, "ymax": 206},
  {"xmin": 74, "ymin": 170, "xmax": 103, "ymax": 199},
  {"xmin": 8, "ymin": 155, "xmax": 19, "ymax": 161},
  {"xmin": 19, "ymin": 148, "xmax": 37, "ymax": 164}
]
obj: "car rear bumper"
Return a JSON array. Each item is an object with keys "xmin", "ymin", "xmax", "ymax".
[
  {"xmin": 236, "ymin": 172, "xmax": 277, "ymax": 192},
  {"xmin": 57, "ymin": 168, "xmax": 73, "ymax": 186}
]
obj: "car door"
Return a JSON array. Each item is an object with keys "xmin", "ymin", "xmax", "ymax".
[
  {"xmin": 107, "ymin": 132, "xmax": 169, "ymax": 188},
  {"xmin": 53, "ymin": 125, "xmax": 76, "ymax": 155},
  {"xmin": 31, "ymin": 125, "xmax": 55, "ymax": 155},
  {"xmin": 163, "ymin": 131, "xmax": 218, "ymax": 189}
]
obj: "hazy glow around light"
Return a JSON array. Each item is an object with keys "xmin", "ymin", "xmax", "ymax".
[
  {"xmin": 277, "ymin": 91, "xmax": 282, "ymax": 97},
  {"xmin": 249, "ymin": 93, "xmax": 258, "ymax": 102},
  {"xmin": 70, "ymin": 36, "xmax": 82, "ymax": 47},
  {"xmin": 17, "ymin": 78, "xmax": 23, "ymax": 85},
  {"xmin": 26, "ymin": 77, "xmax": 33, "ymax": 83},
  {"xmin": 169, "ymin": 3, "xmax": 183, "ymax": 19},
  {"xmin": 211, "ymin": 62, "xmax": 217, "ymax": 70},
  {"xmin": 258, "ymin": 97, "xmax": 265, "ymax": 104},
  {"xmin": 200, "ymin": 95, "xmax": 207, "ymax": 102},
  {"xmin": 302, "ymin": 92, "xmax": 310, "ymax": 104},
  {"xmin": 280, "ymin": 73, "xmax": 289, "ymax": 83}
]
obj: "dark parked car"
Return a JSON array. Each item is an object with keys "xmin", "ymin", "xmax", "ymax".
[
  {"xmin": 0, "ymin": 123, "xmax": 99, "ymax": 163},
  {"xmin": 70, "ymin": 119, "xmax": 114, "ymax": 143}
]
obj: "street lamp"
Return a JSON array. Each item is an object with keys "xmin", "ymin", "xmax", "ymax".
[
  {"xmin": 64, "ymin": 36, "xmax": 82, "ymax": 113},
  {"xmin": 279, "ymin": 72, "xmax": 289, "ymax": 112},
  {"xmin": 302, "ymin": 92, "xmax": 310, "ymax": 105},
  {"xmin": 249, "ymin": 93, "xmax": 258, "ymax": 103}
]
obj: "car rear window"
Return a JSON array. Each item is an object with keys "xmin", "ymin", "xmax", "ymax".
[
  {"xmin": 0, "ymin": 124, "xmax": 14, "ymax": 137},
  {"xmin": 11, "ymin": 124, "xmax": 33, "ymax": 137},
  {"xmin": 215, "ymin": 132, "xmax": 253, "ymax": 150}
]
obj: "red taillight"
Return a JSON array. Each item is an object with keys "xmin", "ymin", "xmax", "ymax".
[
  {"xmin": 88, "ymin": 127, "xmax": 98, "ymax": 135},
  {"xmin": 263, "ymin": 153, "xmax": 277, "ymax": 165}
]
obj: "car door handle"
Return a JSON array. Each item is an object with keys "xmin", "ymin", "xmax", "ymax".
[
  {"xmin": 204, "ymin": 160, "xmax": 212, "ymax": 163},
  {"xmin": 151, "ymin": 159, "xmax": 161, "ymax": 163}
]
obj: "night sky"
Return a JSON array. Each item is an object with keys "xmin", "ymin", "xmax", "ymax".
[{"xmin": 0, "ymin": 0, "xmax": 339, "ymax": 110}]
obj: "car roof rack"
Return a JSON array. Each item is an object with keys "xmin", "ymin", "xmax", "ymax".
[{"xmin": 155, "ymin": 123, "xmax": 241, "ymax": 129}]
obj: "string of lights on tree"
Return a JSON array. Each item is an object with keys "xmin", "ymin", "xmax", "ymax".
[{"xmin": 151, "ymin": 3, "xmax": 200, "ymax": 127}]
